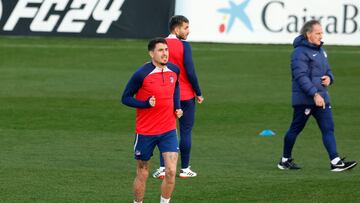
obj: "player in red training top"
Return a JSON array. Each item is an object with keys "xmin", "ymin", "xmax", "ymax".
[
  {"xmin": 153, "ymin": 15, "xmax": 204, "ymax": 179},
  {"xmin": 122, "ymin": 38, "xmax": 183, "ymax": 203}
]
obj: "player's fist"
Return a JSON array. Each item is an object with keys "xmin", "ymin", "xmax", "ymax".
[
  {"xmin": 196, "ymin": 96, "xmax": 204, "ymax": 104},
  {"xmin": 149, "ymin": 96, "xmax": 156, "ymax": 107},
  {"xmin": 175, "ymin": 109, "xmax": 183, "ymax": 118}
]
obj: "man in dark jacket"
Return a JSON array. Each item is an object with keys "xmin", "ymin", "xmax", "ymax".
[{"xmin": 277, "ymin": 20, "xmax": 357, "ymax": 172}]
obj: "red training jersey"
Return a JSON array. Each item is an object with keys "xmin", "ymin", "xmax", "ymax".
[
  {"xmin": 122, "ymin": 62, "xmax": 181, "ymax": 136},
  {"xmin": 166, "ymin": 36, "xmax": 197, "ymax": 100}
]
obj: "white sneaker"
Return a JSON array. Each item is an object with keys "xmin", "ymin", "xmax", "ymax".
[
  {"xmin": 152, "ymin": 167, "xmax": 165, "ymax": 179},
  {"xmin": 179, "ymin": 166, "xmax": 197, "ymax": 178}
]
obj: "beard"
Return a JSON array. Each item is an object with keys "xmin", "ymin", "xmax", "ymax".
[{"xmin": 176, "ymin": 34, "xmax": 186, "ymax": 40}]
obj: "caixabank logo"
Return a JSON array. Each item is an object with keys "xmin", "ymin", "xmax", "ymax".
[{"xmin": 217, "ymin": 0, "xmax": 360, "ymax": 35}]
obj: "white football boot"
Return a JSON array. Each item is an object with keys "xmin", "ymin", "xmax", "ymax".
[
  {"xmin": 179, "ymin": 166, "xmax": 197, "ymax": 178},
  {"xmin": 152, "ymin": 167, "xmax": 165, "ymax": 179}
]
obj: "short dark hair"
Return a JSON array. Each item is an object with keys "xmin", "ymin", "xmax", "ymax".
[
  {"xmin": 148, "ymin": 37, "xmax": 167, "ymax": 51},
  {"xmin": 300, "ymin": 20, "xmax": 321, "ymax": 39},
  {"xmin": 169, "ymin": 15, "xmax": 189, "ymax": 32}
]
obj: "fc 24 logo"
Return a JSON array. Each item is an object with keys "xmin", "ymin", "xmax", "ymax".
[{"xmin": 3, "ymin": 0, "xmax": 125, "ymax": 33}]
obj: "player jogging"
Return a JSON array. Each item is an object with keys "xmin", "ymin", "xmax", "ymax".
[{"xmin": 122, "ymin": 38, "xmax": 183, "ymax": 203}]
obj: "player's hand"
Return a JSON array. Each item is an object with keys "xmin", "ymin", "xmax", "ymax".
[
  {"xmin": 175, "ymin": 109, "xmax": 183, "ymax": 118},
  {"xmin": 321, "ymin": 75, "xmax": 331, "ymax": 87},
  {"xmin": 196, "ymin": 96, "xmax": 204, "ymax": 104},
  {"xmin": 149, "ymin": 96, "xmax": 156, "ymax": 107},
  {"xmin": 313, "ymin": 93, "xmax": 325, "ymax": 109}
]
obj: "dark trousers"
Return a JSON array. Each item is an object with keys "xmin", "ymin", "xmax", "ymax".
[
  {"xmin": 283, "ymin": 105, "xmax": 339, "ymax": 160},
  {"xmin": 160, "ymin": 98, "xmax": 195, "ymax": 168}
]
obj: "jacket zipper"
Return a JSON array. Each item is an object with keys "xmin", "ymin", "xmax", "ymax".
[{"xmin": 162, "ymin": 68, "xmax": 165, "ymax": 83}]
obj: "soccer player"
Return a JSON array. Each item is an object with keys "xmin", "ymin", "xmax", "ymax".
[
  {"xmin": 153, "ymin": 15, "xmax": 204, "ymax": 179},
  {"xmin": 122, "ymin": 38, "xmax": 183, "ymax": 203},
  {"xmin": 277, "ymin": 20, "xmax": 357, "ymax": 172}
]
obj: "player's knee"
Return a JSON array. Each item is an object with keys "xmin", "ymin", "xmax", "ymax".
[
  {"xmin": 320, "ymin": 124, "xmax": 334, "ymax": 135},
  {"xmin": 137, "ymin": 168, "xmax": 149, "ymax": 180},
  {"xmin": 165, "ymin": 168, "xmax": 176, "ymax": 179},
  {"xmin": 180, "ymin": 139, "xmax": 191, "ymax": 148},
  {"xmin": 180, "ymin": 126, "xmax": 193, "ymax": 134},
  {"xmin": 284, "ymin": 134, "xmax": 295, "ymax": 143}
]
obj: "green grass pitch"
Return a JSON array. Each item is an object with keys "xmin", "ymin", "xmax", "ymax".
[{"xmin": 1, "ymin": 36, "xmax": 360, "ymax": 202}]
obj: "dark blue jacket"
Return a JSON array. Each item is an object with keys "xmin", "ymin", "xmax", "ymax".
[{"xmin": 290, "ymin": 35, "xmax": 334, "ymax": 106}]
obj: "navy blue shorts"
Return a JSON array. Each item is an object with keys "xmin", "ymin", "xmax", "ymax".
[{"xmin": 134, "ymin": 129, "xmax": 179, "ymax": 161}]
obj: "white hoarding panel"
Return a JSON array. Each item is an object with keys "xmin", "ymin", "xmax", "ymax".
[{"xmin": 175, "ymin": 0, "xmax": 360, "ymax": 45}]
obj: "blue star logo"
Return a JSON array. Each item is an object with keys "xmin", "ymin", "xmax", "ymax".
[{"xmin": 218, "ymin": 0, "xmax": 253, "ymax": 33}]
